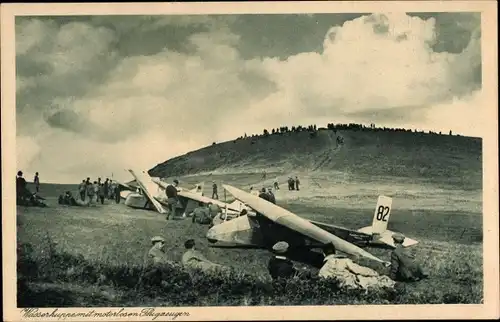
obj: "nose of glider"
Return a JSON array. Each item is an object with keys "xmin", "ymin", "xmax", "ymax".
[{"xmin": 206, "ymin": 226, "xmax": 219, "ymax": 243}]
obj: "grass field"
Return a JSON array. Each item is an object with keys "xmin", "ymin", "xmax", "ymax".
[{"xmin": 16, "ymin": 168, "xmax": 483, "ymax": 306}]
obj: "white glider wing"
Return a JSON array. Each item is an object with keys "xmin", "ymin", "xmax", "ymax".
[
  {"xmin": 223, "ymin": 184, "xmax": 386, "ymax": 264},
  {"xmin": 128, "ymin": 170, "xmax": 167, "ymax": 214}
]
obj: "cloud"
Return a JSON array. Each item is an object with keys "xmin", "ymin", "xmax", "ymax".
[
  {"xmin": 15, "ymin": 13, "xmax": 483, "ymax": 183},
  {"xmin": 226, "ymin": 13, "xmax": 481, "ymax": 133},
  {"xmin": 16, "ymin": 18, "xmax": 119, "ymax": 134}
]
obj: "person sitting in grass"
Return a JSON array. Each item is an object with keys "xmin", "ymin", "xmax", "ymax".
[
  {"xmin": 191, "ymin": 202, "xmax": 212, "ymax": 225},
  {"xmin": 148, "ymin": 236, "xmax": 172, "ymax": 265},
  {"xmin": 318, "ymin": 242, "xmax": 395, "ymax": 291},
  {"xmin": 182, "ymin": 239, "xmax": 225, "ymax": 273},
  {"xmin": 389, "ymin": 233, "xmax": 429, "ymax": 282},
  {"xmin": 267, "ymin": 241, "xmax": 300, "ymax": 280},
  {"xmin": 207, "ymin": 202, "xmax": 222, "ymax": 219}
]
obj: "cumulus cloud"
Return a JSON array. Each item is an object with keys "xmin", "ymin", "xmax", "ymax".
[
  {"xmin": 232, "ymin": 13, "xmax": 479, "ymax": 129},
  {"xmin": 15, "ymin": 13, "xmax": 483, "ymax": 183}
]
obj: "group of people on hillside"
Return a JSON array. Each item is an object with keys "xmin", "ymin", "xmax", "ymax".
[
  {"xmin": 148, "ymin": 236, "xmax": 228, "ymax": 273},
  {"xmin": 258, "ymin": 187, "xmax": 276, "ymax": 204},
  {"xmin": 162, "ymin": 179, "xmax": 225, "ymax": 223},
  {"xmin": 68, "ymin": 177, "xmax": 121, "ymax": 206},
  {"xmin": 189, "ymin": 201, "xmax": 222, "ymax": 225},
  {"xmin": 16, "ymin": 170, "xmax": 45, "ymax": 207},
  {"xmin": 268, "ymin": 233, "xmax": 428, "ymax": 290},
  {"xmin": 147, "ymin": 230, "xmax": 428, "ymax": 292},
  {"xmin": 288, "ymin": 176, "xmax": 300, "ymax": 191}
]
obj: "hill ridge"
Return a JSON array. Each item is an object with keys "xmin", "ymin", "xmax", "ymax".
[{"xmin": 149, "ymin": 127, "xmax": 482, "ymax": 190}]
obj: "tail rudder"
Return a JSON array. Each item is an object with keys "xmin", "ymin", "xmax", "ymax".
[
  {"xmin": 371, "ymin": 195, "xmax": 392, "ymax": 235},
  {"xmin": 229, "ymin": 199, "xmax": 244, "ymax": 211}
]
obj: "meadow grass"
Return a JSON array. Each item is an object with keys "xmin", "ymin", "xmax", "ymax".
[
  {"xmin": 17, "ymin": 231, "xmax": 482, "ymax": 307},
  {"xmin": 16, "ymin": 190, "xmax": 483, "ymax": 306}
]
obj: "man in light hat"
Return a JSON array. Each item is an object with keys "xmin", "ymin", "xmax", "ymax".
[
  {"xmin": 148, "ymin": 236, "xmax": 170, "ymax": 265},
  {"xmin": 267, "ymin": 241, "xmax": 298, "ymax": 280},
  {"xmin": 390, "ymin": 233, "xmax": 428, "ymax": 282}
]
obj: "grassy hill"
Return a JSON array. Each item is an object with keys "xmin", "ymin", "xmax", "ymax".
[{"xmin": 149, "ymin": 128, "xmax": 482, "ymax": 190}]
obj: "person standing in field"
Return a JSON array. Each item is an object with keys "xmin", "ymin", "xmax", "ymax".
[
  {"xmin": 295, "ymin": 176, "xmax": 300, "ymax": 191},
  {"xmin": 79, "ymin": 180, "xmax": 86, "ymax": 201},
  {"xmin": 114, "ymin": 183, "xmax": 121, "ymax": 204},
  {"xmin": 165, "ymin": 179, "xmax": 180, "ymax": 220},
  {"xmin": 267, "ymin": 188, "xmax": 276, "ymax": 204},
  {"xmin": 259, "ymin": 187, "xmax": 272, "ymax": 203},
  {"xmin": 108, "ymin": 180, "xmax": 114, "ymax": 200},
  {"xmin": 16, "ymin": 171, "xmax": 29, "ymax": 204},
  {"xmin": 212, "ymin": 181, "xmax": 218, "ymax": 199},
  {"xmin": 33, "ymin": 172, "xmax": 40, "ymax": 193},
  {"xmin": 87, "ymin": 180, "xmax": 96, "ymax": 206},
  {"xmin": 103, "ymin": 178, "xmax": 109, "ymax": 201},
  {"xmin": 85, "ymin": 177, "xmax": 91, "ymax": 199},
  {"xmin": 98, "ymin": 183, "xmax": 106, "ymax": 204},
  {"xmin": 93, "ymin": 181, "xmax": 100, "ymax": 205}
]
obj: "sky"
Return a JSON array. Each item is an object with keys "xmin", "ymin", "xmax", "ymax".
[{"xmin": 15, "ymin": 12, "xmax": 483, "ymax": 183}]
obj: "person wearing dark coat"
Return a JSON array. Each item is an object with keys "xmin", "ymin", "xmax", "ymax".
[
  {"xmin": 259, "ymin": 188, "xmax": 272, "ymax": 202},
  {"xmin": 104, "ymin": 179, "xmax": 109, "ymax": 199},
  {"xmin": 16, "ymin": 171, "xmax": 32, "ymax": 204},
  {"xmin": 267, "ymin": 188, "xmax": 276, "ymax": 204},
  {"xmin": 114, "ymin": 184, "xmax": 121, "ymax": 204},
  {"xmin": 165, "ymin": 179, "xmax": 180, "ymax": 220},
  {"xmin": 267, "ymin": 241, "xmax": 298, "ymax": 280},
  {"xmin": 295, "ymin": 176, "xmax": 300, "ymax": 191},
  {"xmin": 212, "ymin": 182, "xmax": 219, "ymax": 199},
  {"xmin": 390, "ymin": 233, "xmax": 429, "ymax": 282}
]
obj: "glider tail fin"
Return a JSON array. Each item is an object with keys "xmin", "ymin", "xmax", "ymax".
[
  {"xmin": 370, "ymin": 195, "xmax": 393, "ymax": 235},
  {"xmin": 357, "ymin": 196, "xmax": 418, "ymax": 248}
]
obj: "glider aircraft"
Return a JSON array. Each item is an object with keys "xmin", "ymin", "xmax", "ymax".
[
  {"xmin": 206, "ymin": 184, "xmax": 418, "ymax": 267},
  {"xmin": 121, "ymin": 170, "xmax": 253, "ymax": 217}
]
